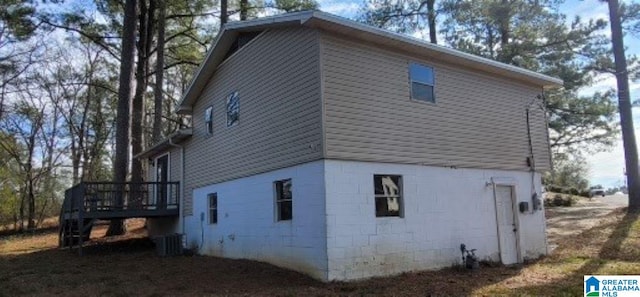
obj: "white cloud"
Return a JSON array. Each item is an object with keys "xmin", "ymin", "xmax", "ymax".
[
  {"xmin": 317, "ymin": 0, "xmax": 360, "ymax": 18},
  {"xmin": 561, "ymin": 0, "xmax": 609, "ymax": 23}
]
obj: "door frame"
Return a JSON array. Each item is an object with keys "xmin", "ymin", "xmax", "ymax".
[
  {"xmin": 492, "ymin": 183, "xmax": 522, "ymax": 264},
  {"xmin": 153, "ymin": 152, "xmax": 171, "ymax": 208}
]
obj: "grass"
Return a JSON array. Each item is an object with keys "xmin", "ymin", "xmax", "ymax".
[
  {"xmin": 0, "ymin": 217, "xmax": 60, "ymax": 236},
  {"xmin": 1, "ymin": 210, "xmax": 639, "ymax": 296}
]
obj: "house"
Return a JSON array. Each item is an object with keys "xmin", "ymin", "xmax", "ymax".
[{"xmin": 137, "ymin": 11, "xmax": 562, "ymax": 281}]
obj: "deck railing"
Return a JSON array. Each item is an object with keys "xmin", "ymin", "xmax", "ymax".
[
  {"xmin": 62, "ymin": 181, "xmax": 180, "ymax": 214},
  {"xmin": 60, "ymin": 181, "xmax": 179, "ymax": 255}
]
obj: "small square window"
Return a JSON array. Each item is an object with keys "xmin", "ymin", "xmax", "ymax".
[
  {"xmin": 226, "ymin": 91, "xmax": 239, "ymax": 127},
  {"xmin": 205, "ymin": 106, "xmax": 213, "ymax": 134},
  {"xmin": 409, "ymin": 63, "xmax": 435, "ymax": 103},
  {"xmin": 208, "ymin": 193, "xmax": 218, "ymax": 224},
  {"xmin": 373, "ymin": 175, "xmax": 403, "ymax": 217},
  {"xmin": 274, "ymin": 179, "xmax": 292, "ymax": 221}
]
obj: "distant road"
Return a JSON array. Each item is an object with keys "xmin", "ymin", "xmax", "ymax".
[
  {"xmin": 590, "ymin": 193, "xmax": 628, "ymax": 209},
  {"xmin": 545, "ymin": 193, "xmax": 628, "ymax": 251}
]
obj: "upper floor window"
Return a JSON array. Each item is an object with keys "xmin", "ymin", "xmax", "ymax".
[
  {"xmin": 410, "ymin": 63, "xmax": 435, "ymax": 103},
  {"xmin": 374, "ymin": 175, "xmax": 403, "ymax": 217},
  {"xmin": 205, "ymin": 106, "xmax": 213, "ymax": 134},
  {"xmin": 226, "ymin": 91, "xmax": 239, "ymax": 127},
  {"xmin": 274, "ymin": 179, "xmax": 292, "ymax": 221}
]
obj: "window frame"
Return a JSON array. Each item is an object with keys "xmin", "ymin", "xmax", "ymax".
[
  {"xmin": 409, "ymin": 62, "xmax": 436, "ymax": 104},
  {"xmin": 274, "ymin": 179, "xmax": 292, "ymax": 221},
  {"xmin": 205, "ymin": 106, "xmax": 213, "ymax": 135},
  {"xmin": 226, "ymin": 91, "xmax": 239, "ymax": 127},
  {"xmin": 373, "ymin": 174, "xmax": 404, "ymax": 218},
  {"xmin": 208, "ymin": 193, "xmax": 218, "ymax": 224}
]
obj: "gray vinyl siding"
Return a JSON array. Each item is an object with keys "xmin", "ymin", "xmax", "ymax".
[
  {"xmin": 182, "ymin": 27, "xmax": 323, "ymax": 216},
  {"xmin": 320, "ymin": 32, "xmax": 552, "ymax": 172},
  {"xmin": 170, "ymin": 150, "xmax": 180, "ymax": 182}
]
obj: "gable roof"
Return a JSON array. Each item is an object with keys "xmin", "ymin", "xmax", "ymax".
[{"xmin": 176, "ymin": 10, "xmax": 563, "ymax": 114}]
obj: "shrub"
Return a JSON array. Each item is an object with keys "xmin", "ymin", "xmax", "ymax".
[
  {"xmin": 562, "ymin": 196, "xmax": 575, "ymax": 206},
  {"xmin": 568, "ymin": 188, "xmax": 579, "ymax": 196},
  {"xmin": 545, "ymin": 194, "xmax": 575, "ymax": 207},
  {"xmin": 553, "ymin": 194, "xmax": 564, "ymax": 206}
]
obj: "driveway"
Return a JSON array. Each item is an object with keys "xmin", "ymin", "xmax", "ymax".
[{"xmin": 545, "ymin": 193, "xmax": 628, "ymax": 251}]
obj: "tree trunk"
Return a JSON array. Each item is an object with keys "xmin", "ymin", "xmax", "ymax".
[
  {"xmin": 18, "ymin": 188, "xmax": 24, "ymax": 232},
  {"xmin": 131, "ymin": 0, "xmax": 154, "ymax": 208},
  {"xmin": 221, "ymin": 0, "xmax": 228, "ymax": 29},
  {"xmin": 71, "ymin": 140, "xmax": 80, "ymax": 184},
  {"xmin": 27, "ymin": 179, "xmax": 35, "ymax": 229},
  {"xmin": 499, "ymin": 0, "xmax": 510, "ymax": 48},
  {"xmin": 427, "ymin": 0, "xmax": 437, "ymax": 44},
  {"xmin": 25, "ymin": 128, "xmax": 36, "ymax": 230},
  {"xmin": 240, "ymin": 0, "xmax": 248, "ymax": 20},
  {"xmin": 152, "ymin": 0, "xmax": 166, "ymax": 144},
  {"xmin": 131, "ymin": 0, "xmax": 149, "ymax": 185},
  {"xmin": 607, "ymin": 0, "xmax": 640, "ymax": 212},
  {"xmin": 107, "ymin": 0, "xmax": 138, "ymax": 236}
]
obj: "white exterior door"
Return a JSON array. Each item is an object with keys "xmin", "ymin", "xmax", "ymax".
[{"xmin": 495, "ymin": 185, "xmax": 519, "ymax": 264}]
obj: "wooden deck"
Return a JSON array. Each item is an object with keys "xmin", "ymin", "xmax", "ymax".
[
  {"xmin": 59, "ymin": 181, "xmax": 180, "ymax": 254},
  {"xmin": 61, "ymin": 208, "xmax": 179, "ymax": 220}
]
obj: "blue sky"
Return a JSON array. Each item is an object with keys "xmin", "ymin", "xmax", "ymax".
[{"xmin": 316, "ymin": 0, "xmax": 639, "ymax": 188}]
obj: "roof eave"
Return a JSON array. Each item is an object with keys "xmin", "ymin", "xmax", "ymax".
[
  {"xmin": 175, "ymin": 29, "xmax": 237, "ymax": 112},
  {"xmin": 175, "ymin": 11, "xmax": 316, "ymax": 113},
  {"xmin": 135, "ymin": 128, "xmax": 193, "ymax": 159}
]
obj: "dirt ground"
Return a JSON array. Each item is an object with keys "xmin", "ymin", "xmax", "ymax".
[
  {"xmin": 0, "ymin": 220, "xmax": 520, "ymax": 297},
  {"xmin": 545, "ymin": 194, "xmax": 627, "ymax": 251},
  {"xmin": 1, "ymin": 201, "xmax": 638, "ymax": 296}
]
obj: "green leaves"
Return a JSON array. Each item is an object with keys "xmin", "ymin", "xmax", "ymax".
[
  {"xmin": 358, "ymin": 0, "xmax": 437, "ymax": 41},
  {"xmin": 620, "ymin": 1, "xmax": 640, "ymax": 37},
  {"xmin": 0, "ymin": 0, "xmax": 37, "ymax": 42},
  {"xmin": 273, "ymin": 0, "xmax": 317, "ymax": 12},
  {"xmin": 546, "ymin": 88, "xmax": 619, "ymax": 152}
]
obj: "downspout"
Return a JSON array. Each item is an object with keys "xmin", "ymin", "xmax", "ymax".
[
  {"xmin": 168, "ymin": 138, "xmax": 185, "ymax": 240},
  {"xmin": 525, "ymin": 105, "xmax": 537, "ymax": 214},
  {"xmin": 526, "ymin": 94, "xmax": 546, "ymax": 214}
]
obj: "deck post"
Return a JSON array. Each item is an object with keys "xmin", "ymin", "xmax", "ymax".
[
  {"xmin": 68, "ymin": 188, "xmax": 73, "ymax": 252},
  {"xmin": 78, "ymin": 183, "xmax": 85, "ymax": 256}
]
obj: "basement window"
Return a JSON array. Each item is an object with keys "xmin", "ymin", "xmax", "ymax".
[
  {"xmin": 226, "ymin": 91, "xmax": 239, "ymax": 127},
  {"xmin": 410, "ymin": 63, "xmax": 435, "ymax": 103},
  {"xmin": 274, "ymin": 179, "xmax": 292, "ymax": 221},
  {"xmin": 374, "ymin": 175, "xmax": 403, "ymax": 217},
  {"xmin": 205, "ymin": 106, "xmax": 213, "ymax": 134},
  {"xmin": 208, "ymin": 193, "xmax": 218, "ymax": 224}
]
